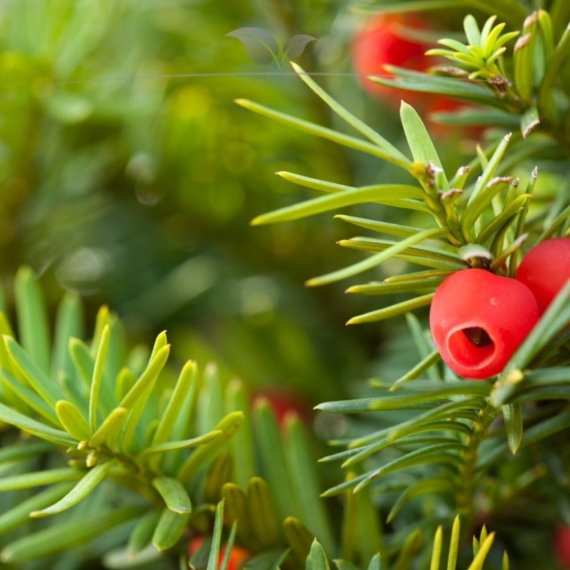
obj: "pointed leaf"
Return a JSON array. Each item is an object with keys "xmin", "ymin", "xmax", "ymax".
[
  {"xmin": 152, "ymin": 508, "xmax": 190, "ymax": 551},
  {"xmin": 306, "ymin": 540, "xmax": 330, "ymax": 570},
  {"xmin": 0, "ymin": 401, "xmax": 75, "ymax": 446},
  {"xmin": 128, "ymin": 510, "xmax": 161, "ymax": 556},
  {"xmin": 89, "ymin": 407, "xmax": 129, "ymax": 448},
  {"xmin": 30, "ymin": 461, "xmax": 114, "ymax": 517},
  {"xmin": 14, "ymin": 267, "xmax": 51, "ymax": 375},
  {"xmin": 153, "ymin": 477, "xmax": 192, "ymax": 514},
  {"xmin": 207, "ymin": 501, "xmax": 225, "ymax": 570},
  {"xmin": 89, "ymin": 324, "xmax": 110, "ymax": 431},
  {"xmin": 1, "ymin": 506, "xmax": 143, "ymax": 562},
  {"xmin": 5, "ymin": 337, "xmax": 64, "ymax": 408},
  {"xmin": 55, "ymin": 400, "xmax": 91, "ymax": 441},
  {"xmin": 400, "ymin": 102, "xmax": 446, "ymax": 181}
]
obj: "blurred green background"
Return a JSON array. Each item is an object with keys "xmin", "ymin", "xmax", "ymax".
[{"xmin": 0, "ymin": 0, "xmax": 485, "ymax": 414}]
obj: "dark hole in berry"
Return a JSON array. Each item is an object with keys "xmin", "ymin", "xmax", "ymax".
[{"xmin": 462, "ymin": 327, "xmax": 493, "ymax": 348}]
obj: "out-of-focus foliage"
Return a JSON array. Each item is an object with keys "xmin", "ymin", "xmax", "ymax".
[{"xmin": 0, "ymin": 0, "xmax": 385, "ymax": 403}]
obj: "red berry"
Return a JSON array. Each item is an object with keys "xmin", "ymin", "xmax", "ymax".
[
  {"xmin": 555, "ymin": 524, "xmax": 570, "ymax": 569},
  {"xmin": 351, "ymin": 14, "xmax": 430, "ymax": 103},
  {"xmin": 429, "ymin": 269, "xmax": 540, "ymax": 379},
  {"xmin": 516, "ymin": 237, "xmax": 570, "ymax": 313}
]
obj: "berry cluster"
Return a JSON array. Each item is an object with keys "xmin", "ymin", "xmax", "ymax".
[{"xmin": 429, "ymin": 238, "xmax": 570, "ymax": 379}]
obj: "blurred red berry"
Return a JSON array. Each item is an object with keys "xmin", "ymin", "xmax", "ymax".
[
  {"xmin": 351, "ymin": 14, "xmax": 429, "ymax": 104},
  {"xmin": 351, "ymin": 14, "xmax": 480, "ymax": 139},
  {"xmin": 555, "ymin": 524, "xmax": 570, "ymax": 569},
  {"xmin": 189, "ymin": 537, "xmax": 250, "ymax": 570},
  {"xmin": 253, "ymin": 387, "xmax": 312, "ymax": 427},
  {"xmin": 429, "ymin": 269, "xmax": 540, "ymax": 379},
  {"xmin": 516, "ymin": 237, "xmax": 570, "ymax": 313}
]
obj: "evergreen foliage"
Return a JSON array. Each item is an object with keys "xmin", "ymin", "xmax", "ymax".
[{"xmin": 0, "ymin": 1, "xmax": 569, "ymax": 569}]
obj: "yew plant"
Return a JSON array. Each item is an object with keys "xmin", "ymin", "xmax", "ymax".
[
  {"xmin": 0, "ymin": 1, "xmax": 569, "ymax": 570},
  {"xmin": 237, "ymin": 1, "xmax": 570, "ymax": 568}
]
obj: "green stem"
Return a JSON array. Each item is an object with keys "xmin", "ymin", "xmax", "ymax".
[{"xmin": 455, "ymin": 403, "xmax": 499, "ymax": 533}]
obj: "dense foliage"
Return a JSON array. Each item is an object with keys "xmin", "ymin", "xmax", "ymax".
[{"xmin": 0, "ymin": 1, "xmax": 569, "ymax": 569}]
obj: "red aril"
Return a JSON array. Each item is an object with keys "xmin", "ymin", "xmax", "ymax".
[
  {"xmin": 516, "ymin": 237, "xmax": 570, "ymax": 313},
  {"xmin": 429, "ymin": 269, "xmax": 540, "ymax": 379}
]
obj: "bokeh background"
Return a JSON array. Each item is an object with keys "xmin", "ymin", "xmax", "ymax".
[{"xmin": 0, "ymin": 0, "xmax": 487, "ymax": 418}]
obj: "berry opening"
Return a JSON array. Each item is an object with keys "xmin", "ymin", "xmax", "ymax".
[{"xmin": 447, "ymin": 326, "xmax": 496, "ymax": 368}]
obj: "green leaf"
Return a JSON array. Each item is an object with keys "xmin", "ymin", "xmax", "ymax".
[
  {"xmin": 55, "ymin": 400, "xmax": 91, "ymax": 441},
  {"xmin": 220, "ymin": 522, "xmax": 238, "ymax": 570},
  {"xmin": 207, "ymin": 501, "xmax": 225, "ymax": 570},
  {"xmin": 521, "ymin": 107, "xmax": 540, "ymax": 139},
  {"xmin": 152, "ymin": 508, "xmax": 190, "ymax": 551},
  {"xmin": 400, "ymin": 102, "xmax": 446, "ymax": 179},
  {"xmin": 5, "ymin": 337, "xmax": 64, "ymax": 408},
  {"xmin": 251, "ymin": 185, "xmax": 426, "ymax": 226},
  {"xmin": 387, "ymin": 478, "xmax": 450, "ymax": 523},
  {"xmin": 236, "ymin": 99, "xmax": 412, "ymax": 170},
  {"xmin": 340, "ymin": 238, "xmax": 465, "ymax": 267},
  {"xmin": 254, "ymin": 399, "xmax": 298, "ymax": 520},
  {"xmin": 467, "ymin": 533, "xmax": 495, "ymax": 570},
  {"xmin": 89, "ymin": 324, "xmax": 110, "ymax": 431},
  {"xmin": 151, "ymin": 360, "xmax": 196, "ymax": 447},
  {"xmin": 225, "ymin": 379, "xmax": 256, "ymax": 489},
  {"xmin": 248, "ymin": 477, "xmax": 282, "ymax": 549},
  {"xmin": 128, "ymin": 511, "xmax": 161, "ymax": 556},
  {"xmin": 197, "ymin": 362, "xmax": 225, "ymax": 436},
  {"xmin": 346, "ymin": 294, "xmax": 435, "ymax": 325},
  {"xmin": 52, "ymin": 292, "xmax": 84, "ymax": 381},
  {"xmin": 1, "ymin": 505, "xmax": 143, "ymax": 562},
  {"xmin": 285, "ymin": 415, "xmax": 334, "ymax": 554},
  {"xmin": 119, "ymin": 344, "xmax": 170, "ymax": 410},
  {"xmin": 393, "ymin": 529, "xmax": 423, "ymax": 570},
  {"xmin": 290, "ymin": 62, "xmax": 411, "ymax": 167},
  {"xmin": 152, "ymin": 477, "xmax": 192, "ymax": 514},
  {"xmin": 355, "ymin": 443, "xmax": 465, "ymax": 493},
  {"xmin": 538, "ymin": 21, "xmax": 570, "ymax": 120},
  {"xmin": 447, "ymin": 516, "xmax": 460, "ymax": 570},
  {"xmin": 0, "ymin": 401, "xmax": 75, "ymax": 446},
  {"xmin": 14, "ymin": 267, "xmax": 51, "ymax": 375},
  {"xmin": 376, "ymin": 68, "xmax": 502, "ymax": 106},
  {"xmin": 204, "ymin": 452, "xmax": 233, "ymax": 504},
  {"xmin": 0, "ymin": 369, "xmax": 60, "ymax": 425},
  {"xmin": 501, "ymin": 404, "xmax": 523, "ymax": 455},
  {"xmin": 223, "ymin": 483, "xmax": 255, "ymax": 549},
  {"xmin": 308, "ymin": 228, "xmax": 446, "ymax": 287},
  {"xmin": 69, "ymin": 337, "xmax": 98, "ymax": 389},
  {"xmin": 0, "ymin": 482, "xmax": 76, "ymax": 536},
  {"xmin": 284, "ymin": 517, "xmax": 314, "ymax": 566},
  {"xmin": 177, "ymin": 411, "xmax": 244, "ymax": 483},
  {"xmin": 89, "ymin": 407, "xmax": 129, "ymax": 448},
  {"xmin": 391, "ymin": 351, "xmax": 442, "ymax": 388},
  {"xmin": 0, "ymin": 468, "xmax": 82, "ymax": 491},
  {"xmin": 306, "ymin": 540, "xmax": 330, "ymax": 570},
  {"xmin": 139, "ymin": 430, "xmax": 222, "ymax": 456},
  {"xmin": 30, "ymin": 461, "xmax": 114, "ymax": 517},
  {"xmin": 0, "ymin": 441, "xmax": 52, "ymax": 465},
  {"xmin": 430, "ymin": 527, "xmax": 443, "ymax": 570}
]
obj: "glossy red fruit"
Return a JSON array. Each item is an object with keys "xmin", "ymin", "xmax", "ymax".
[
  {"xmin": 516, "ymin": 237, "xmax": 570, "ymax": 313},
  {"xmin": 189, "ymin": 537, "xmax": 249, "ymax": 570},
  {"xmin": 351, "ymin": 14, "xmax": 430, "ymax": 103},
  {"xmin": 429, "ymin": 269, "xmax": 540, "ymax": 379},
  {"xmin": 554, "ymin": 524, "xmax": 570, "ymax": 569}
]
